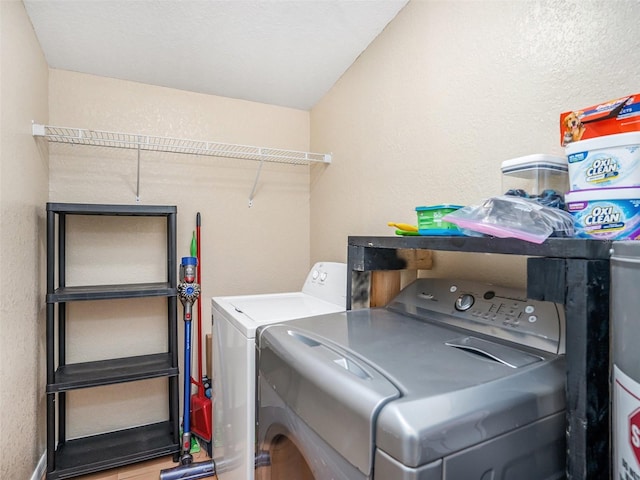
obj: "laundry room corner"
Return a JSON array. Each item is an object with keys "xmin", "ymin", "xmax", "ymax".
[
  {"xmin": 309, "ymin": 0, "xmax": 640, "ymax": 287},
  {"xmin": 6, "ymin": 1, "xmax": 640, "ymax": 478},
  {"xmin": 45, "ymin": 68, "xmax": 316, "ymax": 441}
]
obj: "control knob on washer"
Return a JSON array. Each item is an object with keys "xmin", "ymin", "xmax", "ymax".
[{"xmin": 455, "ymin": 293, "xmax": 475, "ymax": 311}]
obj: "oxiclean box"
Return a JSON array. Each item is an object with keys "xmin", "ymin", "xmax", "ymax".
[
  {"xmin": 566, "ymin": 187, "xmax": 640, "ymax": 240},
  {"xmin": 566, "ymin": 132, "xmax": 640, "ymax": 191}
]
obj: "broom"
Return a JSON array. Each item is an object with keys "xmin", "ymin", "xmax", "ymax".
[{"xmin": 190, "ymin": 212, "xmax": 213, "ymax": 443}]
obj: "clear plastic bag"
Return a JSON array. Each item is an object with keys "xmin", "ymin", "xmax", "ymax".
[{"xmin": 442, "ymin": 195, "xmax": 575, "ymax": 244}]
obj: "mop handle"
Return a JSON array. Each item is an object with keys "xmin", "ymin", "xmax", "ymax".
[{"xmin": 196, "ymin": 212, "xmax": 203, "ymax": 386}]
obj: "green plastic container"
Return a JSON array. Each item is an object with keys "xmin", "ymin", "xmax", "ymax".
[{"xmin": 415, "ymin": 204, "xmax": 463, "ymax": 235}]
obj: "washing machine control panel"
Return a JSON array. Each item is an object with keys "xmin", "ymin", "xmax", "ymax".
[
  {"xmin": 389, "ymin": 278, "xmax": 565, "ymax": 355},
  {"xmin": 301, "ymin": 262, "xmax": 347, "ymax": 307}
]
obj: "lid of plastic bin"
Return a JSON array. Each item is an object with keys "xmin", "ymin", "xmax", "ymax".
[
  {"xmin": 564, "ymin": 131, "xmax": 640, "ymax": 154},
  {"xmin": 501, "ymin": 154, "xmax": 568, "ymax": 176},
  {"xmin": 415, "ymin": 204, "xmax": 463, "ymax": 211}
]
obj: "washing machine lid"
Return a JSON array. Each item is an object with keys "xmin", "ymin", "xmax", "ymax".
[
  {"xmin": 374, "ymin": 354, "xmax": 566, "ymax": 467},
  {"xmin": 258, "ymin": 319, "xmax": 400, "ymax": 477},
  {"xmin": 261, "ymin": 307, "xmax": 565, "ymax": 469},
  {"xmin": 212, "ymin": 292, "xmax": 345, "ymax": 338}
]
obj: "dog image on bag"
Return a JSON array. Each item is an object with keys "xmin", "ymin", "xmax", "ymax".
[{"xmin": 562, "ymin": 111, "xmax": 585, "ymax": 145}]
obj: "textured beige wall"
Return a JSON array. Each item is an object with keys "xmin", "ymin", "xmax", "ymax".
[
  {"xmin": 311, "ymin": 0, "xmax": 640, "ymax": 287},
  {"xmin": 49, "ymin": 69, "xmax": 313, "ymax": 295},
  {"xmin": 0, "ymin": 1, "xmax": 49, "ymax": 479},
  {"xmin": 48, "ymin": 70, "xmax": 312, "ymax": 437}
]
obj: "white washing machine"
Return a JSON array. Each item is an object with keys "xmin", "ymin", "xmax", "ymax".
[{"xmin": 211, "ymin": 262, "xmax": 347, "ymax": 480}]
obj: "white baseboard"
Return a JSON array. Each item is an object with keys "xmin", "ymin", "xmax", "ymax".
[{"xmin": 30, "ymin": 452, "xmax": 46, "ymax": 480}]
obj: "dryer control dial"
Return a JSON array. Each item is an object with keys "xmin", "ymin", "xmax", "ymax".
[{"xmin": 455, "ymin": 293, "xmax": 475, "ymax": 311}]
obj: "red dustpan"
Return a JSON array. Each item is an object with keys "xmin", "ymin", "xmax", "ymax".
[
  {"xmin": 190, "ymin": 212, "xmax": 212, "ymax": 442},
  {"xmin": 191, "ymin": 391, "xmax": 212, "ymax": 441}
]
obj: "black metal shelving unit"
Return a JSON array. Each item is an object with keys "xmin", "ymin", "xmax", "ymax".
[
  {"xmin": 348, "ymin": 236, "xmax": 613, "ymax": 480},
  {"xmin": 45, "ymin": 202, "xmax": 180, "ymax": 480}
]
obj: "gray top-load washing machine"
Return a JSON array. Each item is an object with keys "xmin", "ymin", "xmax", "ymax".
[{"xmin": 255, "ymin": 278, "xmax": 566, "ymax": 480}]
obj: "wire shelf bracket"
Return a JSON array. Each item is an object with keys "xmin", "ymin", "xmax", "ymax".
[{"xmin": 32, "ymin": 123, "xmax": 332, "ymax": 206}]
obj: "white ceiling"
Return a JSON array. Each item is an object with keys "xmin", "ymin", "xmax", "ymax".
[{"xmin": 23, "ymin": 0, "xmax": 408, "ymax": 110}]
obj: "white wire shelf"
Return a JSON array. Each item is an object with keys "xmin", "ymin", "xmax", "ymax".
[
  {"xmin": 32, "ymin": 123, "xmax": 331, "ymax": 165},
  {"xmin": 33, "ymin": 123, "xmax": 332, "ymax": 206}
]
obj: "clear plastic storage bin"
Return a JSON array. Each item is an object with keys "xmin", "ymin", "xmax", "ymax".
[{"xmin": 501, "ymin": 154, "xmax": 569, "ymax": 197}]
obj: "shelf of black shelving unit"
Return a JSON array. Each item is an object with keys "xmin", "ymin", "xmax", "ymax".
[
  {"xmin": 48, "ymin": 422, "xmax": 177, "ymax": 480},
  {"xmin": 47, "ymin": 282, "xmax": 177, "ymax": 303},
  {"xmin": 47, "ymin": 353, "xmax": 179, "ymax": 392},
  {"xmin": 45, "ymin": 203, "xmax": 180, "ymax": 480}
]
